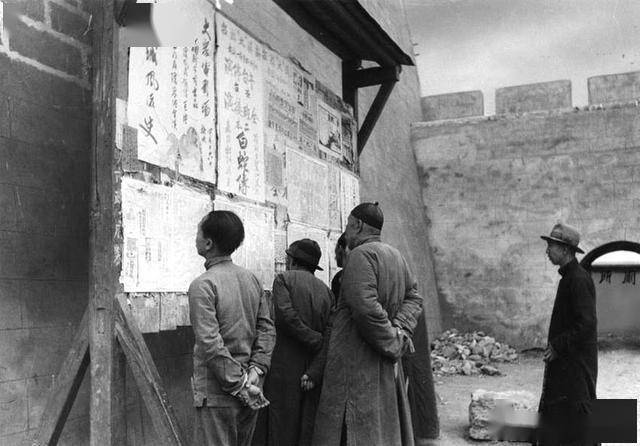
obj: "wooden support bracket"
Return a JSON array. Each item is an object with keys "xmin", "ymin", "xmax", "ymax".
[
  {"xmin": 343, "ymin": 64, "xmax": 401, "ymax": 156},
  {"xmin": 30, "ymin": 299, "xmax": 186, "ymax": 446},
  {"xmin": 115, "ymin": 297, "xmax": 186, "ymax": 445},
  {"xmin": 349, "ymin": 65, "xmax": 401, "ymax": 89},
  {"xmin": 30, "ymin": 309, "xmax": 90, "ymax": 446},
  {"xmin": 357, "ymin": 80, "xmax": 398, "ymax": 155}
]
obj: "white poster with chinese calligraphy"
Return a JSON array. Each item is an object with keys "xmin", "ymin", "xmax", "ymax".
[
  {"xmin": 293, "ymin": 65, "xmax": 318, "ymax": 157},
  {"xmin": 244, "ymin": 204, "xmax": 275, "ymax": 289},
  {"xmin": 286, "ymin": 147, "xmax": 329, "ymax": 227},
  {"xmin": 327, "ymin": 164, "xmax": 342, "ymax": 230},
  {"xmin": 216, "ymin": 15, "xmax": 265, "ymax": 202},
  {"xmin": 170, "ymin": 184, "xmax": 214, "ymax": 289},
  {"xmin": 127, "ymin": 5, "xmax": 216, "ymax": 183},
  {"xmin": 340, "ymin": 170, "xmax": 360, "ymax": 229},
  {"xmin": 263, "ymin": 49, "xmax": 298, "ymax": 204},
  {"xmin": 287, "ymin": 222, "xmax": 330, "ymax": 285},
  {"xmin": 213, "ymin": 195, "xmax": 275, "ymax": 289},
  {"xmin": 120, "ymin": 178, "xmax": 212, "ymax": 292}
]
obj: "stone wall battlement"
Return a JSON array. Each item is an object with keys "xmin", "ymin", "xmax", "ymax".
[{"xmin": 421, "ymin": 70, "xmax": 640, "ymax": 121}]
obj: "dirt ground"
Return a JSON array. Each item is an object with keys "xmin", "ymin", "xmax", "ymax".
[{"xmin": 430, "ymin": 347, "xmax": 640, "ymax": 445}]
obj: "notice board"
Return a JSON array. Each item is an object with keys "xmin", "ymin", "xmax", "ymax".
[{"xmin": 117, "ymin": 6, "xmax": 360, "ymax": 331}]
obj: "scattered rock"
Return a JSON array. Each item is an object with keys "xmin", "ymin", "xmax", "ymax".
[
  {"xmin": 480, "ymin": 365, "xmax": 501, "ymax": 376},
  {"xmin": 468, "ymin": 389, "xmax": 537, "ymax": 440},
  {"xmin": 431, "ymin": 329, "xmax": 519, "ymax": 376}
]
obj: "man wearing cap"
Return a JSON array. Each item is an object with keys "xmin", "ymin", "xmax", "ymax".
[
  {"xmin": 312, "ymin": 203, "xmax": 423, "ymax": 446},
  {"xmin": 538, "ymin": 223, "xmax": 597, "ymax": 445},
  {"xmin": 260, "ymin": 239, "xmax": 335, "ymax": 446}
]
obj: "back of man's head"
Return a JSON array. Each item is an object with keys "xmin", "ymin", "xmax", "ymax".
[
  {"xmin": 201, "ymin": 210, "xmax": 245, "ymax": 255},
  {"xmin": 350, "ymin": 202, "xmax": 384, "ymax": 231}
]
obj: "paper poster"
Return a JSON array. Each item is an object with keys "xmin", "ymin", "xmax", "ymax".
[
  {"xmin": 170, "ymin": 184, "xmax": 214, "ymax": 288},
  {"xmin": 328, "ymin": 164, "xmax": 342, "ymax": 230},
  {"xmin": 287, "ymin": 222, "xmax": 330, "ymax": 285},
  {"xmin": 216, "ymin": 15, "xmax": 266, "ymax": 201},
  {"xmin": 127, "ymin": 6, "xmax": 216, "ymax": 183},
  {"xmin": 341, "ymin": 110, "xmax": 357, "ymax": 169},
  {"xmin": 263, "ymin": 49, "xmax": 297, "ymax": 204},
  {"xmin": 213, "ymin": 195, "xmax": 275, "ymax": 289},
  {"xmin": 286, "ymin": 147, "xmax": 329, "ymax": 227},
  {"xmin": 244, "ymin": 203, "xmax": 276, "ymax": 289},
  {"xmin": 120, "ymin": 178, "xmax": 212, "ymax": 292},
  {"xmin": 293, "ymin": 65, "xmax": 318, "ymax": 156},
  {"xmin": 317, "ymin": 99, "xmax": 342, "ymax": 160},
  {"xmin": 340, "ymin": 170, "xmax": 360, "ymax": 229}
]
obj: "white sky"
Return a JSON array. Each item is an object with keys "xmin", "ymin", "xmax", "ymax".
[{"xmin": 405, "ymin": 0, "xmax": 640, "ymax": 114}]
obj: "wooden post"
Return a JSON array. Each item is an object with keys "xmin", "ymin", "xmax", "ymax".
[{"xmin": 88, "ymin": 1, "xmax": 120, "ymax": 444}]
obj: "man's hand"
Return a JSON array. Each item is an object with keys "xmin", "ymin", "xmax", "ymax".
[
  {"xmin": 397, "ymin": 327, "xmax": 415, "ymax": 355},
  {"xmin": 543, "ymin": 344, "xmax": 558, "ymax": 363},
  {"xmin": 247, "ymin": 367, "xmax": 262, "ymax": 387},
  {"xmin": 300, "ymin": 374, "xmax": 315, "ymax": 391},
  {"xmin": 237, "ymin": 384, "xmax": 270, "ymax": 410}
]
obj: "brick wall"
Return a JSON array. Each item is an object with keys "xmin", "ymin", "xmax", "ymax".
[
  {"xmin": 413, "ymin": 74, "xmax": 640, "ymax": 347},
  {"xmin": 0, "ymin": 0, "xmax": 92, "ymax": 443}
]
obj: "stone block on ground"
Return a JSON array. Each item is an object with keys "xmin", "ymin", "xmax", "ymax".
[{"xmin": 468, "ymin": 389, "xmax": 537, "ymax": 440}]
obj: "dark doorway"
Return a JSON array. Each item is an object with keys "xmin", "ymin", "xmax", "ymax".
[{"xmin": 581, "ymin": 241, "xmax": 640, "ymax": 342}]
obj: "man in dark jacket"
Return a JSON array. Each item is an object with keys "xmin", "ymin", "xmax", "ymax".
[
  {"xmin": 330, "ymin": 233, "xmax": 348, "ymax": 297},
  {"xmin": 538, "ymin": 223, "xmax": 597, "ymax": 445},
  {"xmin": 261, "ymin": 239, "xmax": 334, "ymax": 446}
]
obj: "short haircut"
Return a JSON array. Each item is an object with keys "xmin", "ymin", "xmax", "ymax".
[
  {"xmin": 336, "ymin": 233, "xmax": 347, "ymax": 249},
  {"xmin": 200, "ymin": 210, "xmax": 244, "ymax": 255},
  {"xmin": 290, "ymin": 257, "xmax": 316, "ymax": 273}
]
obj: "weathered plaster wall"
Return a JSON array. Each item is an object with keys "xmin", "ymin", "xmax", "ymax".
[{"xmin": 413, "ymin": 73, "xmax": 640, "ymax": 347}]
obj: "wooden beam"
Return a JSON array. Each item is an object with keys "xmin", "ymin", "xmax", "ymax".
[
  {"xmin": 348, "ymin": 66, "xmax": 401, "ymax": 89},
  {"xmin": 88, "ymin": 0, "xmax": 119, "ymax": 444},
  {"xmin": 317, "ymin": 0, "xmax": 398, "ymax": 67},
  {"xmin": 357, "ymin": 80, "xmax": 398, "ymax": 155},
  {"xmin": 31, "ymin": 309, "xmax": 90, "ymax": 446},
  {"xmin": 115, "ymin": 297, "xmax": 186, "ymax": 445},
  {"xmin": 272, "ymin": 0, "xmax": 352, "ymax": 59},
  {"xmin": 299, "ymin": 0, "xmax": 370, "ymax": 62},
  {"xmin": 342, "ymin": 59, "xmax": 361, "ymax": 122}
]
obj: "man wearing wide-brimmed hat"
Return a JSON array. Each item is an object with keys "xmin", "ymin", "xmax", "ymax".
[
  {"xmin": 258, "ymin": 239, "xmax": 334, "ymax": 446},
  {"xmin": 538, "ymin": 223, "xmax": 597, "ymax": 445}
]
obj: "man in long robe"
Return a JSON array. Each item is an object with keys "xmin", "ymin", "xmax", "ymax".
[
  {"xmin": 262, "ymin": 239, "xmax": 334, "ymax": 446},
  {"xmin": 538, "ymin": 223, "xmax": 597, "ymax": 445},
  {"xmin": 312, "ymin": 202, "xmax": 423, "ymax": 446}
]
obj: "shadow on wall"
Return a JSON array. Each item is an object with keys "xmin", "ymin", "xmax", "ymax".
[{"xmin": 581, "ymin": 241, "xmax": 640, "ymax": 345}]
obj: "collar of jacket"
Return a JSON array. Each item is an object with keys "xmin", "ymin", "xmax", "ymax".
[
  {"xmin": 558, "ymin": 257, "xmax": 578, "ymax": 276},
  {"xmin": 204, "ymin": 255, "xmax": 232, "ymax": 270},
  {"xmin": 351, "ymin": 234, "xmax": 381, "ymax": 249}
]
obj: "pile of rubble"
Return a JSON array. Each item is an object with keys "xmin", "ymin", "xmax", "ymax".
[{"xmin": 431, "ymin": 329, "xmax": 519, "ymax": 376}]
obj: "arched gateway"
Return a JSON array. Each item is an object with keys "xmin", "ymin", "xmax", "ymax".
[{"xmin": 581, "ymin": 241, "xmax": 640, "ymax": 338}]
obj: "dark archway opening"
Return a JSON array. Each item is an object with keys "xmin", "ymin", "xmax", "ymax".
[{"xmin": 581, "ymin": 241, "xmax": 640, "ymax": 348}]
